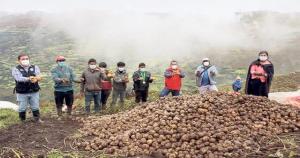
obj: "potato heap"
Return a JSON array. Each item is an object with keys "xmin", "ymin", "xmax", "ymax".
[{"xmin": 75, "ymin": 92, "xmax": 300, "ymax": 158}]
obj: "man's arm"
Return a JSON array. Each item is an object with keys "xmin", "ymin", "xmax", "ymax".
[
  {"xmin": 132, "ymin": 71, "xmax": 140, "ymax": 82},
  {"xmin": 80, "ymin": 72, "xmax": 85, "ymax": 93},
  {"xmin": 179, "ymin": 70, "xmax": 185, "ymax": 78},
  {"xmin": 164, "ymin": 69, "xmax": 172, "ymax": 78},
  {"xmin": 12, "ymin": 67, "xmax": 30, "ymax": 82}
]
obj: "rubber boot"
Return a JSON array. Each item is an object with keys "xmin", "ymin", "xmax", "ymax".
[
  {"xmin": 19, "ymin": 112, "xmax": 26, "ymax": 122},
  {"xmin": 102, "ymin": 104, "xmax": 107, "ymax": 110},
  {"xmin": 57, "ymin": 107, "xmax": 63, "ymax": 116},
  {"xmin": 67, "ymin": 106, "xmax": 72, "ymax": 115},
  {"xmin": 32, "ymin": 110, "xmax": 43, "ymax": 123}
]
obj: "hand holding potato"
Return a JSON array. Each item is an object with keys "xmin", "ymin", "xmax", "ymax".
[{"xmin": 29, "ymin": 76, "xmax": 38, "ymax": 83}]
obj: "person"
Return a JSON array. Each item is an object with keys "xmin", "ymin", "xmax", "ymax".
[
  {"xmin": 195, "ymin": 58, "xmax": 218, "ymax": 94},
  {"xmin": 111, "ymin": 62, "xmax": 129, "ymax": 106},
  {"xmin": 51, "ymin": 56, "xmax": 79, "ymax": 118},
  {"xmin": 80, "ymin": 59, "xmax": 106, "ymax": 113},
  {"xmin": 232, "ymin": 76, "xmax": 242, "ymax": 94},
  {"xmin": 99, "ymin": 62, "xmax": 114, "ymax": 110},
  {"xmin": 245, "ymin": 51, "xmax": 274, "ymax": 97},
  {"xmin": 132, "ymin": 63, "xmax": 153, "ymax": 103},
  {"xmin": 12, "ymin": 54, "xmax": 42, "ymax": 122},
  {"xmin": 160, "ymin": 60, "xmax": 185, "ymax": 97}
]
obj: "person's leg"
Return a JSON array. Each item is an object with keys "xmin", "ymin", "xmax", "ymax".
[
  {"xmin": 54, "ymin": 91, "xmax": 64, "ymax": 117},
  {"xmin": 94, "ymin": 91, "xmax": 101, "ymax": 113},
  {"xmin": 172, "ymin": 90, "xmax": 180, "ymax": 96},
  {"xmin": 101, "ymin": 90, "xmax": 110, "ymax": 109},
  {"xmin": 141, "ymin": 90, "xmax": 148, "ymax": 102},
  {"xmin": 16, "ymin": 93, "xmax": 28, "ymax": 121},
  {"xmin": 259, "ymin": 82, "xmax": 268, "ymax": 97},
  {"xmin": 85, "ymin": 91, "xmax": 93, "ymax": 114},
  {"xmin": 250, "ymin": 79, "xmax": 260, "ymax": 96},
  {"xmin": 119, "ymin": 90, "xmax": 125, "ymax": 106},
  {"xmin": 111, "ymin": 90, "xmax": 118, "ymax": 106},
  {"xmin": 28, "ymin": 92, "xmax": 41, "ymax": 122},
  {"xmin": 65, "ymin": 90, "xmax": 74, "ymax": 115},
  {"xmin": 135, "ymin": 90, "xmax": 141, "ymax": 103},
  {"xmin": 208, "ymin": 85, "xmax": 218, "ymax": 92},
  {"xmin": 159, "ymin": 88, "xmax": 170, "ymax": 97},
  {"xmin": 199, "ymin": 86, "xmax": 208, "ymax": 94}
]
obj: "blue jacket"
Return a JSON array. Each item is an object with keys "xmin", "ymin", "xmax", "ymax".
[
  {"xmin": 51, "ymin": 65, "xmax": 77, "ymax": 92},
  {"xmin": 232, "ymin": 80, "xmax": 242, "ymax": 92},
  {"xmin": 195, "ymin": 65, "xmax": 218, "ymax": 87}
]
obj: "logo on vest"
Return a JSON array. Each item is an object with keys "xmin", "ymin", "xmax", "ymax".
[{"xmin": 30, "ymin": 68, "xmax": 34, "ymax": 71}]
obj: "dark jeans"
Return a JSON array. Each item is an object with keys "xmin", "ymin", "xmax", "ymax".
[
  {"xmin": 159, "ymin": 88, "xmax": 180, "ymax": 97},
  {"xmin": 101, "ymin": 90, "xmax": 111, "ymax": 105},
  {"xmin": 135, "ymin": 89, "xmax": 149, "ymax": 103},
  {"xmin": 249, "ymin": 79, "xmax": 268, "ymax": 97},
  {"xmin": 54, "ymin": 90, "xmax": 74, "ymax": 108},
  {"xmin": 85, "ymin": 91, "xmax": 101, "ymax": 113},
  {"xmin": 111, "ymin": 89, "xmax": 125, "ymax": 106}
]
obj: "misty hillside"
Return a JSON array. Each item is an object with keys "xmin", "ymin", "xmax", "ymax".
[{"xmin": 0, "ymin": 11, "xmax": 299, "ymax": 102}]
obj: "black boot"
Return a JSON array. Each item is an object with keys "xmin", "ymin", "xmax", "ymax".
[
  {"xmin": 67, "ymin": 106, "xmax": 72, "ymax": 115},
  {"xmin": 19, "ymin": 112, "xmax": 26, "ymax": 122},
  {"xmin": 32, "ymin": 110, "xmax": 43, "ymax": 123}
]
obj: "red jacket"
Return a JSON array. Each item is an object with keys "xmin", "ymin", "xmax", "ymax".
[{"xmin": 164, "ymin": 68, "xmax": 185, "ymax": 90}]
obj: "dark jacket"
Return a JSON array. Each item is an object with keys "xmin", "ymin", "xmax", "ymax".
[
  {"xmin": 245, "ymin": 59, "xmax": 274, "ymax": 96},
  {"xmin": 113, "ymin": 70, "xmax": 129, "ymax": 91},
  {"xmin": 81, "ymin": 68, "xmax": 106, "ymax": 92},
  {"xmin": 132, "ymin": 70, "xmax": 153, "ymax": 91},
  {"xmin": 14, "ymin": 65, "xmax": 40, "ymax": 94}
]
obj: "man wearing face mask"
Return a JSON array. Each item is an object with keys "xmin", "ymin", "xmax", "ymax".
[
  {"xmin": 245, "ymin": 51, "xmax": 274, "ymax": 97},
  {"xmin": 99, "ymin": 62, "xmax": 114, "ymax": 110},
  {"xmin": 160, "ymin": 60, "xmax": 185, "ymax": 97},
  {"xmin": 111, "ymin": 62, "xmax": 129, "ymax": 106},
  {"xmin": 51, "ymin": 56, "xmax": 79, "ymax": 118},
  {"xmin": 132, "ymin": 63, "xmax": 153, "ymax": 103},
  {"xmin": 195, "ymin": 58, "xmax": 218, "ymax": 94},
  {"xmin": 80, "ymin": 59, "xmax": 106, "ymax": 113},
  {"xmin": 12, "ymin": 54, "xmax": 42, "ymax": 122}
]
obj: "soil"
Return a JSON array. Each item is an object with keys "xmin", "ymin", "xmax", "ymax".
[{"xmin": 0, "ymin": 117, "xmax": 81, "ymax": 157}]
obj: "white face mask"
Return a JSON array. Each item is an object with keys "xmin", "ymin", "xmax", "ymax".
[
  {"xmin": 118, "ymin": 67, "xmax": 125, "ymax": 71},
  {"xmin": 99, "ymin": 67, "xmax": 105, "ymax": 71},
  {"xmin": 21, "ymin": 60, "xmax": 30, "ymax": 66},
  {"xmin": 89, "ymin": 64, "xmax": 97, "ymax": 69},
  {"xmin": 259, "ymin": 56, "xmax": 268, "ymax": 61},
  {"xmin": 203, "ymin": 61, "xmax": 210, "ymax": 66},
  {"xmin": 171, "ymin": 65, "xmax": 178, "ymax": 69},
  {"xmin": 140, "ymin": 68, "xmax": 146, "ymax": 71}
]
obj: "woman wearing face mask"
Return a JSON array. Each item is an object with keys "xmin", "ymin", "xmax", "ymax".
[
  {"xmin": 80, "ymin": 58, "xmax": 107, "ymax": 114},
  {"xmin": 51, "ymin": 55, "xmax": 79, "ymax": 119},
  {"xmin": 195, "ymin": 58, "xmax": 218, "ymax": 94},
  {"xmin": 160, "ymin": 60, "xmax": 185, "ymax": 97},
  {"xmin": 245, "ymin": 51, "xmax": 274, "ymax": 97},
  {"xmin": 132, "ymin": 63, "xmax": 153, "ymax": 103},
  {"xmin": 111, "ymin": 62, "xmax": 129, "ymax": 106}
]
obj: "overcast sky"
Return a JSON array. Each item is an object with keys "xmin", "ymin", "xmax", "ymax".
[{"xmin": 1, "ymin": 0, "xmax": 300, "ymax": 14}]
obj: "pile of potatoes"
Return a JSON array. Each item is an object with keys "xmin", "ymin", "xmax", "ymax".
[{"xmin": 75, "ymin": 92, "xmax": 300, "ymax": 158}]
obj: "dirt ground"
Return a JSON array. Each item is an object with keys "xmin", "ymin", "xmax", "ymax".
[{"xmin": 0, "ymin": 117, "xmax": 81, "ymax": 157}]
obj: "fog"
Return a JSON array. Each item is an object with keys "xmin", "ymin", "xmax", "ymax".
[{"xmin": 34, "ymin": 10, "xmax": 300, "ymax": 67}]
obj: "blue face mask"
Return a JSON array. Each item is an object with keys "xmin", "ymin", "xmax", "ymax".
[{"xmin": 58, "ymin": 62, "xmax": 65, "ymax": 67}]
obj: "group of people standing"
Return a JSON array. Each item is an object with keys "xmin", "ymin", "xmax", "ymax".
[{"xmin": 11, "ymin": 51, "xmax": 274, "ymax": 122}]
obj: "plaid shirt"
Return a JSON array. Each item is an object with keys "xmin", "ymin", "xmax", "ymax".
[{"xmin": 12, "ymin": 65, "xmax": 41, "ymax": 82}]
